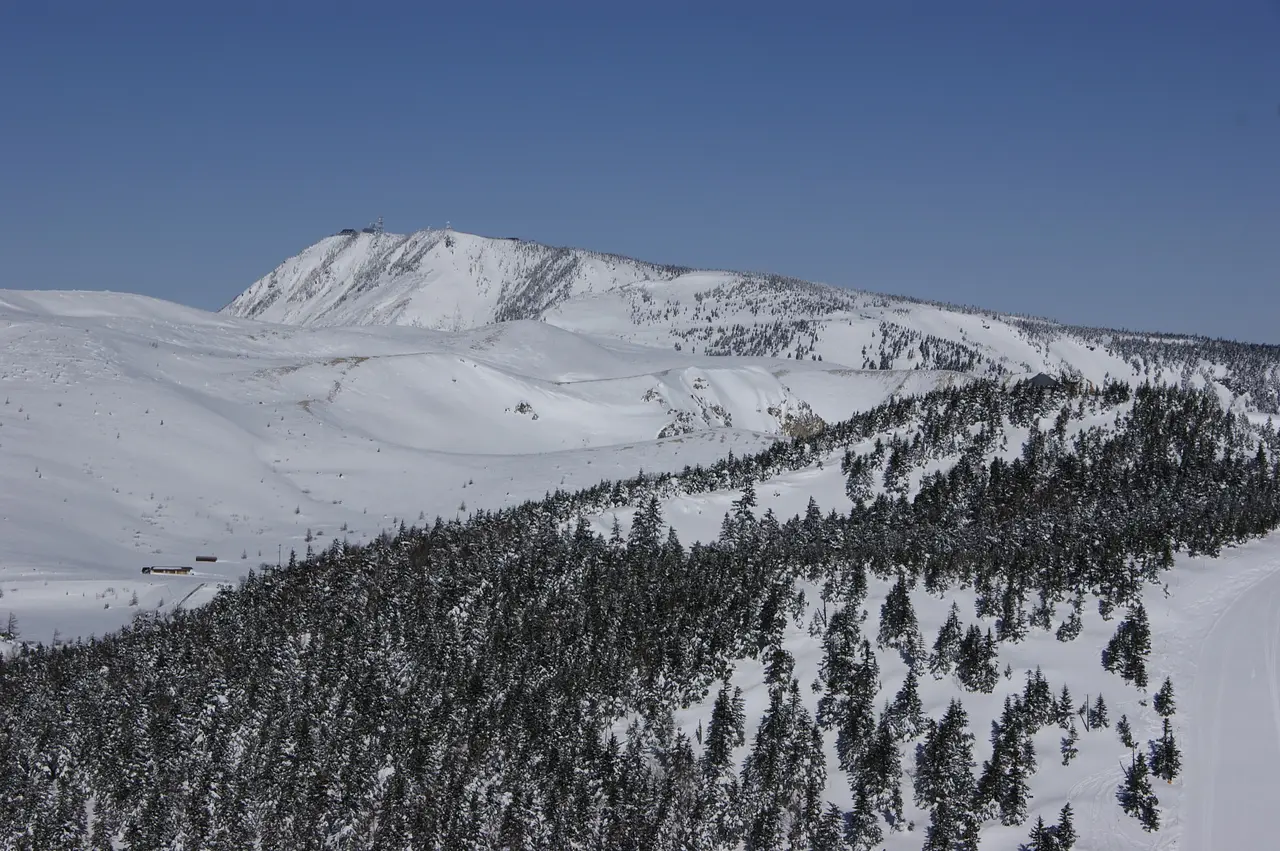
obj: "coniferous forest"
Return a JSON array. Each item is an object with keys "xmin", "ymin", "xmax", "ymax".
[{"xmin": 1, "ymin": 380, "xmax": 1278, "ymax": 849}]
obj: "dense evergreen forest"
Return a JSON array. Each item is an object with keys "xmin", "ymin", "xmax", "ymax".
[{"xmin": 1, "ymin": 380, "xmax": 1278, "ymax": 849}]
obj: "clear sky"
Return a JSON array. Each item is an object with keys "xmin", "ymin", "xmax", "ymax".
[{"xmin": 1, "ymin": 1, "xmax": 1277, "ymax": 341}]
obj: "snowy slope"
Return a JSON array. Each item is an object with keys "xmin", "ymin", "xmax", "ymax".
[
  {"xmin": 582, "ymin": 397, "xmax": 1280, "ymax": 851},
  {"xmin": 0, "ymin": 288, "xmax": 965, "ymax": 644},
  {"xmin": 224, "ymin": 229, "xmax": 1280, "ymax": 412},
  {"xmin": 5, "ymin": 285, "xmax": 1280, "ymax": 851}
]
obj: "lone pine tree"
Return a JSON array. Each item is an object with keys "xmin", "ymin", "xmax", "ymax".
[
  {"xmin": 1117, "ymin": 751, "xmax": 1160, "ymax": 831},
  {"xmin": 929, "ymin": 603, "xmax": 964, "ymax": 680},
  {"xmin": 1148, "ymin": 718, "xmax": 1182, "ymax": 784},
  {"xmin": 956, "ymin": 625, "xmax": 1000, "ymax": 693},
  {"xmin": 1153, "ymin": 677, "xmax": 1176, "ymax": 717},
  {"xmin": 1116, "ymin": 714, "xmax": 1137, "ymax": 750}
]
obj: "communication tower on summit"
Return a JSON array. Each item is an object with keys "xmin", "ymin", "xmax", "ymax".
[{"xmin": 375, "ymin": 216, "xmax": 384, "ymax": 235}]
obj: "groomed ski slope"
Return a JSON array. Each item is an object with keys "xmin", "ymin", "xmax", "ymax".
[{"xmin": 1179, "ymin": 546, "xmax": 1280, "ymax": 851}]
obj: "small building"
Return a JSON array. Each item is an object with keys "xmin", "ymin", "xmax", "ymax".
[
  {"xmin": 337, "ymin": 228, "xmax": 357, "ymax": 236},
  {"xmin": 142, "ymin": 565, "xmax": 192, "ymax": 575},
  {"xmin": 1027, "ymin": 373, "xmax": 1061, "ymax": 389}
]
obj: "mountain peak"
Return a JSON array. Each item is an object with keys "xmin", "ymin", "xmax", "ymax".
[
  {"xmin": 222, "ymin": 229, "xmax": 1280, "ymax": 413},
  {"xmin": 221, "ymin": 227, "xmax": 694, "ymax": 330}
]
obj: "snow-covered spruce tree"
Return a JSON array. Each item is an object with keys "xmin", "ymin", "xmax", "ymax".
[
  {"xmin": 1020, "ymin": 801, "xmax": 1077, "ymax": 851},
  {"xmin": 860, "ymin": 709, "xmax": 906, "ymax": 832},
  {"xmin": 815, "ymin": 602, "xmax": 864, "ymax": 726},
  {"xmin": 1152, "ymin": 677, "xmax": 1176, "ymax": 717},
  {"xmin": 738, "ymin": 677, "xmax": 827, "ymax": 850},
  {"xmin": 1117, "ymin": 751, "xmax": 1160, "ymax": 831},
  {"xmin": 812, "ymin": 804, "xmax": 846, "ymax": 851},
  {"xmin": 929, "ymin": 602, "xmax": 964, "ymax": 680},
  {"xmin": 1028, "ymin": 588, "xmax": 1055, "ymax": 632},
  {"xmin": 1024, "ymin": 816, "xmax": 1055, "ymax": 851},
  {"xmin": 956, "ymin": 625, "xmax": 1000, "ymax": 693},
  {"xmin": 817, "ymin": 607, "xmax": 880, "ymax": 777},
  {"xmin": 1060, "ymin": 721, "xmax": 1079, "ymax": 766},
  {"xmin": 877, "ymin": 574, "xmax": 923, "ymax": 667},
  {"xmin": 699, "ymin": 682, "xmax": 746, "ymax": 845},
  {"xmin": 1102, "ymin": 602, "xmax": 1152, "ymax": 689},
  {"xmin": 1021, "ymin": 667, "xmax": 1054, "ymax": 730},
  {"xmin": 977, "ymin": 695, "xmax": 1036, "ymax": 825},
  {"xmin": 887, "ymin": 667, "xmax": 925, "ymax": 741},
  {"xmin": 1054, "ymin": 684, "xmax": 1074, "ymax": 730},
  {"xmin": 1054, "ymin": 802, "xmax": 1077, "ymax": 850},
  {"xmin": 1148, "ymin": 718, "xmax": 1182, "ymax": 784},
  {"xmin": 842, "ymin": 451, "xmax": 873, "ymax": 506},
  {"xmin": 996, "ymin": 582, "xmax": 1028, "ymax": 643},
  {"xmin": 1116, "ymin": 713, "xmax": 1137, "ymax": 750},
  {"xmin": 844, "ymin": 782, "xmax": 884, "ymax": 851},
  {"xmin": 1088, "ymin": 694, "xmax": 1109, "ymax": 729},
  {"xmin": 915, "ymin": 699, "xmax": 978, "ymax": 848},
  {"xmin": 1055, "ymin": 603, "xmax": 1083, "ymax": 643}
]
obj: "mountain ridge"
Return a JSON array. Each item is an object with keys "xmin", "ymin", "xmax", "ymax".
[{"xmin": 223, "ymin": 228, "xmax": 1280, "ymax": 412}]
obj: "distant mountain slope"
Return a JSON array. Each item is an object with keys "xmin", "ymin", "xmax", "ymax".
[
  {"xmin": 223, "ymin": 229, "xmax": 690, "ymax": 329},
  {"xmin": 0, "ymin": 288, "xmax": 969, "ymax": 641},
  {"xmin": 224, "ymin": 229, "xmax": 1280, "ymax": 412}
]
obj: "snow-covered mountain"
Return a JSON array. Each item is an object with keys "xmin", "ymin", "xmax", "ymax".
[
  {"xmin": 4, "ymin": 234, "xmax": 1279, "ymax": 851},
  {"xmin": 0, "ymin": 287, "xmax": 968, "ymax": 643},
  {"xmin": 225, "ymin": 228, "xmax": 1280, "ymax": 412}
]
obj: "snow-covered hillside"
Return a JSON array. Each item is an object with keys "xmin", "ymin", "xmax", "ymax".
[
  {"xmin": 4, "ymin": 234, "xmax": 1279, "ymax": 851},
  {"xmin": 0, "ymin": 288, "xmax": 966, "ymax": 643},
  {"xmin": 224, "ymin": 228, "xmax": 1280, "ymax": 412}
]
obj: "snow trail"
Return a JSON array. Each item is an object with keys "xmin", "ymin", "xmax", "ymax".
[{"xmin": 1184, "ymin": 567, "xmax": 1280, "ymax": 850}]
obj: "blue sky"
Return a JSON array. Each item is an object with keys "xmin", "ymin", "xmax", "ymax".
[{"xmin": 1, "ymin": 1, "xmax": 1277, "ymax": 341}]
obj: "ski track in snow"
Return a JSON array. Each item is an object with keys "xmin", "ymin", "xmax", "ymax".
[{"xmin": 1183, "ymin": 564, "xmax": 1280, "ymax": 850}]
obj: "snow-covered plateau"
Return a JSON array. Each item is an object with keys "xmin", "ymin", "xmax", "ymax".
[{"xmin": 1, "ymin": 288, "xmax": 960, "ymax": 643}]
